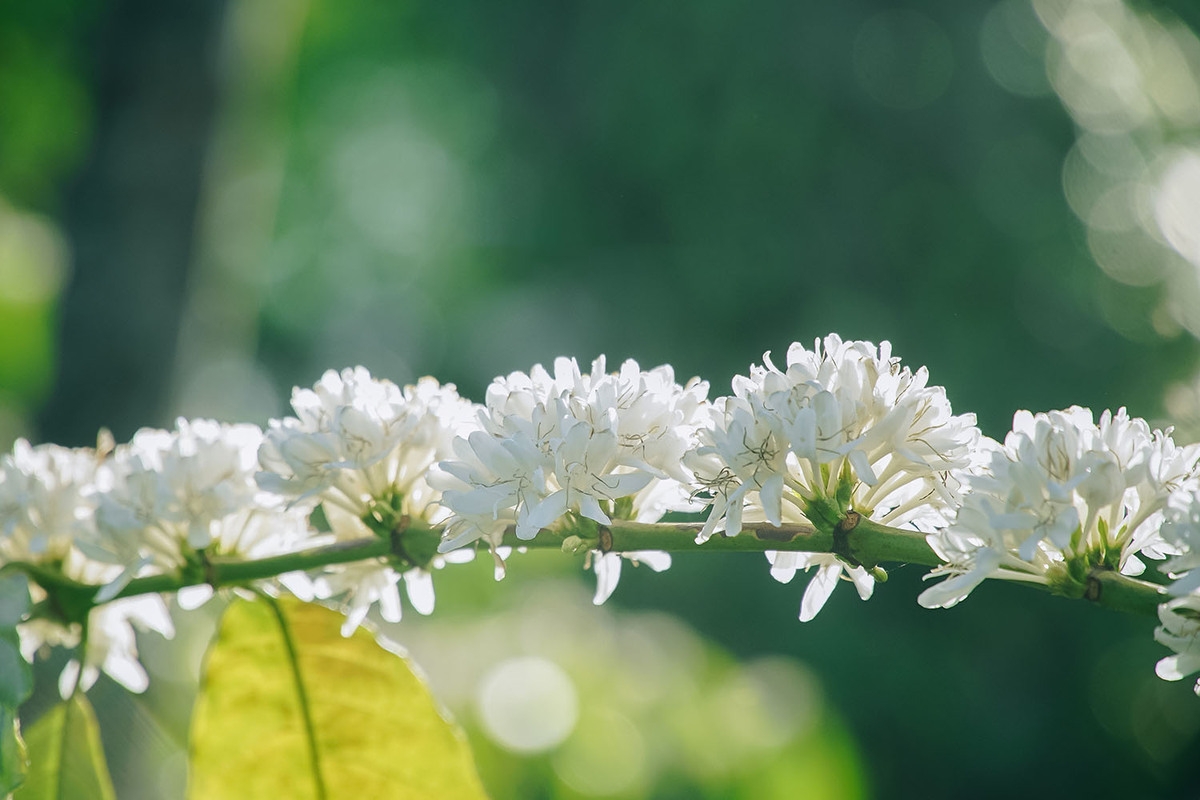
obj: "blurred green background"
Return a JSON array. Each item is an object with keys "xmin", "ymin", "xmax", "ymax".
[{"xmin": 6, "ymin": 0, "xmax": 1200, "ymax": 796}]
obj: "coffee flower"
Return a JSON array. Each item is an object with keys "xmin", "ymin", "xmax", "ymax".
[
  {"xmin": 435, "ymin": 356, "xmax": 708, "ymax": 602},
  {"xmin": 96, "ymin": 419, "xmax": 314, "ymax": 569},
  {"xmin": 688, "ymin": 335, "xmax": 978, "ymax": 620},
  {"xmin": 0, "ymin": 439, "xmax": 103, "ymax": 565},
  {"xmin": 437, "ymin": 356, "xmax": 710, "ymax": 547},
  {"xmin": 591, "ymin": 550, "xmax": 671, "ymax": 606},
  {"xmin": 258, "ymin": 368, "xmax": 478, "ymax": 519},
  {"xmin": 0, "ymin": 438, "xmax": 174, "ymax": 695},
  {"xmin": 920, "ymin": 408, "xmax": 1200, "ymax": 609},
  {"xmin": 1160, "ymin": 493, "xmax": 1200, "ymax": 597},
  {"xmin": 20, "ymin": 592, "xmax": 175, "ymax": 698},
  {"xmin": 258, "ymin": 368, "xmax": 480, "ymax": 630},
  {"xmin": 760, "ymin": 505, "xmax": 879, "ymax": 622},
  {"xmin": 1155, "ymin": 594, "xmax": 1200, "ymax": 695}
]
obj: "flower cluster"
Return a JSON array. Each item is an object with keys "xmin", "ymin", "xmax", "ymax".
[
  {"xmin": 1156, "ymin": 595, "xmax": 1200, "ymax": 692},
  {"xmin": 258, "ymin": 367, "xmax": 481, "ymax": 633},
  {"xmin": 688, "ymin": 335, "xmax": 980, "ymax": 620},
  {"xmin": 919, "ymin": 408, "xmax": 1200, "ymax": 610},
  {"xmin": 436, "ymin": 356, "xmax": 711, "ymax": 600},
  {"xmin": 6, "ymin": 337, "xmax": 1200, "ymax": 698},
  {"xmin": 0, "ymin": 368, "xmax": 486, "ymax": 690},
  {"xmin": 95, "ymin": 419, "xmax": 315, "ymax": 605},
  {"xmin": 1152, "ymin": 492, "xmax": 1200, "ymax": 692},
  {"xmin": 0, "ymin": 436, "xmax": 175, "ymax": 696}
]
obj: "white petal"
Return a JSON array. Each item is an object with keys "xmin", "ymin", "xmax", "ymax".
[
  {"xmin": 341, "ymin": 602, "xmax": 370, "ymax": 637},
  {"xmin": 1120, "ymin": 555, "xmax": 1146, "ymax": 577},
  {"xmin": 404, "ymin": 570, "xmax": 436, "ymax": 616},
  {"xmin": 848, "ymin": 566, "xmax": 875, "ymax": 600},
  {"xmin": 78, "ymin": 664, "xmax": 100, "ymax": 693},
  {"xmin": 759, "ymin": 474, "xmax": 784, "ymax": 527},
  {"xmin": 104, "ymin": 654, "xmax": 149, "ymax": 693},
  {"xmin": 918, "ymin": 572, "xmax": 979, "ymax": 609},
  {"xmin": 493, "ymin": 547, "xmax": 509, "ymax": 581},
  {"xmin": 578, "ymin": 493, "xmax": 612, "ymax": 527},
  {"xmin": 847, "ymin": 447, "xmax": 877, "ymax": 486},
  {"xmin": 726, "ymin": 492, "xmax": 745, "ymax": 537},
  {"xmin": 1157, "ymin": 654, "xmax": 1186, "ymax": 681},
  {"xmin": 177, "ymin": 585, "xmax": 214, "ymax": 611},
  {"xmin": 521, "ymin": 491, "xmax": 568, "ymax": 537},
  {"xmin": 378, "ymin": 581, "xmax": 404, "ymax": 624},
  {"xmin": 58, "ymin": 660, "xmax": 80, "ymax": 700},
  {"xmin": 278, "ymin": 571, "xmax": 317, "ymax": 602},
  {"xmin": 770, "ymin": 564, "xmax": 797, "ymax": 584},
  {"xmin": 799, "ymin": 563, "xmax": 842, "ymax": 622},
  {"xmin": 628, "ymin": 550, "xmax": 671, "ymax": 572},
  {"xmin": 93, "ymin": 559, "xmax": 149, "ymax": 604},
  {"xmin": 441, "ymin": 549, "xmax": 476, "ymax": 565},
  {"xmin": 593, "ymin": 553, "xmax": 622, "ymax": 605}
]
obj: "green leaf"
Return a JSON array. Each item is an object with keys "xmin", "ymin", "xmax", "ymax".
[
  {"xmin": 0, "ymin": 573, "xmax": 32, "ymax": 709},
  {"xmin": 0, "ymin": 630, "xmax": 32, "ymax": 710},
  {"xmin": 0, "ymin": 573, "xmax": 33, "ymax": 795},
  {"xmin": 0, "ymin": 706, "xmax": 27, "ymax": 796},
  {"xmin": 187, "ymin": 596, "xmax": 488, "ymax": 800},
  {"xmin": 14, "ymin": 694, "xmax": 115, "ymax": 800},
  {"xmin": 0, "ymin": 573, "xmax": 30, "ymax": 628}
]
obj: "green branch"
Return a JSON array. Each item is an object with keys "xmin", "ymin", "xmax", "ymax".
[{"xmin": 4, "ymin": 515, "xmax": 1169, "ymax": 623}]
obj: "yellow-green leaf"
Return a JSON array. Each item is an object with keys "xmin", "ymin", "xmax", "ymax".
[
  {"xmin": 14, "ymin": 694, "xmax": 115, "ymax": 800},
  {"xmin": 187, "ymin": 596, "xmax": 488, "ymax": 800}
]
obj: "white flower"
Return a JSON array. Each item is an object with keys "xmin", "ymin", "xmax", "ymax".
[
  {"xmin": 758, "ymin": 493, "xmax": 881, "ymax": 621},
  {"xmin": 0, "ymin": 437, "xmax": 177, "ymax": 695},
  {"xmin": 258, "ymin": 368, "xmax": 478, "ymax": 520},
  {"xmin": 305, "ymin": 502, "xmax": 474, "ymax": 634},
  {"xmin": 1162, "ymin": 493, "xmax": 1200, "ymax": 596},
  {"xmin": 92, "ymin": 419, "xmax": 319, "ymax": 603},
  {"xmin": 64, "ymin": 595, "xmax": 174, "ymax": 696},
  {"xmin": 590, "ymin": 550, "xmax": 671, "ymax": 606},
  {"xmin": 0, "ymin": 439, "xmax": 102, "ymax": 564},
  {"xmin": 434, "ymin": 429, "xmax": 545, "ymax": 551},
  {"xmin": 437, "ymin": 356, "xmax": 711, "ymax": 552},
  {"xmin": 690, "ymin": 335, "xmax": 977, "ymax": 541},
  {"xmin": 97, "ymin": 420, "xmax": 262, "ymax": 556},
  {"xmin": 17, "ymin": 573, "xmax": 174, "ymax": 697},
  {"xmin": 1155, "ymin": 595, "xmax": 1200, "ymax": 695},
  {"xmin": 920, "ymin": 408, "xmax": 1200, "ymax": 609},
  {"xmin": 259, "ymin": 369, "xmax": 481, "ymax": 632},
  {"xmin": 768, "ymin": 550, "xmax": 875, "ymax": 622},
  {"xmin": 687, "ymin": 335, "xmax": 978, "ymax": 620}
]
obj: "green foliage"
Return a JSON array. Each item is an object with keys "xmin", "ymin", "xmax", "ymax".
[
  {"xmin": 0, "ymin": 707, "xmax": 26, "ymax": 797},
  {"xmin": 15, "ymin": 694, "xmax": 115, "ymax": 800},
  {"xmin": 0, "ymin": 575, "xmax": 32, "ymax": 707},
  {"xmin": 0, "ymin": 0, "xmax": 95, "ymax": 208},
  {"xmin": 187, "ymin": 596, "xmax": 488, "ymax": 800},
  {"xmin": 0, "ymin": 297, "xmax": 58, "ymax": 404},
  {"xmin": 9, "ymin": 0, "xmax": 1200, "ymax": 795},
  {"xmin": 0, "ymin": 573, "xmax": 32, "ymax": 794},
  {"xmin": 717, "ymin": 717, "xmax": 865, "ymax": 800}
]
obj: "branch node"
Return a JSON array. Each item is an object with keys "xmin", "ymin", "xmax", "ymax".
[
  {"xmin": 389, "ymin": 514, "xmax": 414, "ymax": 564},
  {"xmin": 832, "ymin": 511, "xmax": 863, "ymax": 567},
  {"xmin": 202, "ymin": 551, "xmax": 217, "ymax": 587}
]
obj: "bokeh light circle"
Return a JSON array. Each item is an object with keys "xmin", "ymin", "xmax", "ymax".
[{"xmin": 476, "ymin": 656, "xmax": 579, "ymax": 754}]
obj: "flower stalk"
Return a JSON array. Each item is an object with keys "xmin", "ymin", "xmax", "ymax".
[{"xmin": 5, "ymin": 516, "xmax": 1167, "ymax": 622}]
